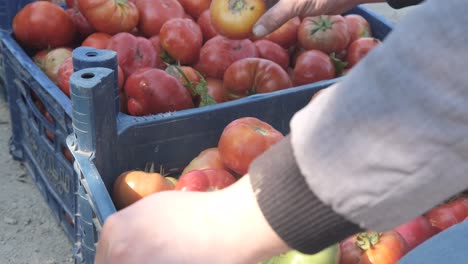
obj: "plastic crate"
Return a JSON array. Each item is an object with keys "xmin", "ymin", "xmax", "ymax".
[
  {"xmin": 0, "ymin": 0, "xmax": 33, "ymax": 32},
  {"xmin": 65, "ymin": 6, "xmax": 393, "ymax": 262}
]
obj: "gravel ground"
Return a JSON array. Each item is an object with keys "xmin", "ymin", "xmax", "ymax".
[{"xmin": 0, "ymin": 3, "xmax": 416, "ymax": 264}]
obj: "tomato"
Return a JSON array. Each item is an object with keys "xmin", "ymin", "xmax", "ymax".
[
  {"xmin": 56, "ymin": 57, "xmax": 74, "ymax": 97},
  {"xmin": 44, "ymin": 111, "xmax": 55, "ymax": 143},
  {"xmin": 77, "ymin": 0, "xmax": 139, "ymax": 35},
  {"xmin": 106, "ymin": 32, "xmax": 157, "ymax": 77},
  {"xmin": 197, "ymin": 9, "xmax": 219, "ymax": 42},
  {"xmin": 124, "ymin": 68, "xmax": 194, "ymax": 116},
  {"xmin": 178, "ymin": 0, "xmax": 211, "ymax": 19},
  {"xmin": 112, "ymin": 170, "xmax": 174, "ymax": 210},
  {"xmin": 44, "ymin": 48, "xmax": 73, "ymax": 85},
  {"xmin": 218, "ymin": 117, "xmax": 284, "ymax": 175},
  {"xmin": 66, "ymin": 7, "xmax": 95, "ymax": 41},
  {"xmin": 148, "ymin": 35, "xmax": 168, "ymax": 69},
  {"xmin": 13, "ymin": 2, "xmax": 76, "ymax": 50},
  {"xmin": 424, "ymin": 197, "xmax": 468, "ymax": 232},
  {"xmin": 159, "ymin": 18, "xmax": 203, "ymax": 65},
  {"xmin": 135, "ymin": 0, "xmax": 185, "ymax": 38},
  {"xmin": 394, "ymin": 216, "xmax": 438, "ymax": 251},
  {"xmin": 81, "ymin": 32, "xmax": 112, "ymax": 49},
  {"xmin": 292, "ymin": 50, "xmax": 335, "ymax": 87},
  {"xmin": 263, "ymin": 244, "xmax": 340, "ymax": 264},
  {"xmin": 205, "ymin": 78, "xmax": 226, "ymax": 103},
  {"xmin": 210, "ymin": 0, "xmax": 265, "ymax": 39},
  {"xmin": 344, "ymin": 14, "xmax": 372, "ymax": 44},
  {"xmin": 223, "ymin": 58, "xmax": 292, "ymax": 101},
  {"xmin": 254, "ymin": 40, "xmax": 290, "ymax": 70},
  {"xmin": 165, "ymin": 65, "xmax": 201, "ymax": 98},
  {"xmin": 195, "ymin": 35, "xmax": 258, "ymax": 79},
  {"xmin": 182, "ymin": 148, "xmax": 227, "ymax": 175},
  {"xmin": 340, "ymin": 231, "xmax": 409, "ymax": 264},
  {"xmin": 346, "ymin": 37, "xmax": 381, "ymax": 68},
  {"xmin": 33, "ymin": 50, "xmax": 50, "ymax": 71},
  {"xmin": 298, "ymin": 15, "xmax": 350, "ymax": 54},
  {"xmin": 252, "ymin": 17, "xmax": 301, "ymax": 49},
  {"xmin": 174, "ymin": 169, "xmax": 237, "ymax": 192}
]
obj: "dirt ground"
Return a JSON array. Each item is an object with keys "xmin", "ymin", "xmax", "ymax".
[{"xmin": 0, "ymin": 3, "xmax": 415, "ymax": 264}]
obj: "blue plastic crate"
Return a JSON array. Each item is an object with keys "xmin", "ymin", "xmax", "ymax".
[
  {"xmin": 0, "ymin": 0, "xmax": 34, "ymax": 32},
  {"xmin": 65, "ymin": 6, "xmax": 394, "ymax": 262}
]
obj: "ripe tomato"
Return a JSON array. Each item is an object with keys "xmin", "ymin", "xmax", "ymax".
[
  {"xmin": 77, "ymin": 0, "xmax": 139, "ymax": 35},
  {"xmin": 182, "ymin": 148, "xmax": 227, "ymax": 175},
  {"xmin": 394, "ymin": 216, "xmax": 438, "ymax": 251},
  {"xmin": 13, "ymin": 1, "xmax": 76, "ymax": 50},
  {"xmin": 112, "ymin": 170, "xmax": 174, "ymax": 210},
  {"xmin": 33, "ymin": 50, "xmax": 50, "ymax": 71},
  {"xmin": 205, "ymin": 78, "xmax": 226, "ymax": 103},
  {"xmin": 223, "ymin": 58, "xmax": 292, "ymax": 101},
  {"xmin": 178, "ymin": 0, "xmax": 211, "ymax": 19},
  {"xmin": 56, "ymin": 57, "xmax": 74, "ymax": 97},
  {"xmin": 124, "ymin": 68, "xmax": 194, "ymax": 116},
  {"xmin": 135, "ymin": 0, "xmax": 185, "ymax": 38},
  {"xmin": 159, "ymin": 18, "xmax": 203, "ymax": 65},
  {"xmin": 346, "ymin": 37, "xmax": 381, "ymax": 68},
  {"xmin": 344, "ymin": 14, "xmax": 372, "ymax": 44},
  {"xmin": 252, "ymin": 17, "xmax": 301, "ymax": 49},
  {"xmin": 44, "ymin": 48, "xmax": 73, "ymax": 85},
  {"xmin": 218, "ymin": 117, "xmax": 284, "ymax": 175},
  {"xmin": 148, "ymin": 35, "xmax": 169, "ymax": 70},
  {"xmin": 81, "ymin": 32, "xmax": 112, "ymax": 49},
  {"xmin": 195, "ymin": 35, "xmax": 258, "ymax": 79},
  {"xmin": 210, "ymin": 0, "xmax": 265, "ymax": 39},
  {"xmin": 174, "ymin": 169, "xmax": 237, "ymax": 192},
  {"xmin": 197, "ymin": 9, "xmax": 219, "ymax": 42},
  {"xmin": 298, "ymin": 15, "xmax": 350, "ymax": 54},
  {"xmin": 106, "ymin": 32, "xmax": 157, "ymax": 77},
  {"xmin": 66, "ymin": 7, "xmax": 95, "ymax": 41},
  {"xmin": 424, "ymin": 197, "xmax": 468, "ymax": 232},
  {"xmin": 254, "ymin": 39, "xmax": 290, "ymax": 70},
  {"xmin": 292, "ymin": 50, "xmax": 335, "ymax": 87},
  {"xmin": 340, "ymin": 231, "xmax": 409, "ymax": 264}
]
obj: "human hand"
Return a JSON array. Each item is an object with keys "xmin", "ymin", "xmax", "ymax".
[
  {"xmin": 95, "ymin": 175, "xmax": 289, "ymax": 264},
  {"xmin": 254, "ymin": 0, "xmax": 384, "ymax": 37}
]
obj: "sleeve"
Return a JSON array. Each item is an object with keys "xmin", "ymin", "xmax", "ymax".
[
  {"xmin": 249, "ymin": 0, "xmax": 468, "ymax": 254},
  {"xmin": 386, "ymin": 0, "xmax": 424, "ymax": 9}
]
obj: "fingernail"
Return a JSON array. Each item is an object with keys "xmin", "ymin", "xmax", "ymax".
[{"xmin": 253, "ymin": 24, "xmax": 268, "ymax": 37}]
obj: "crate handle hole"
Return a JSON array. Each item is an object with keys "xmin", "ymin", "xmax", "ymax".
[
  {"xmin": 81, "ymin": 73, "xmax": 95, "ymax": 79},
  {"xmin": 85, "ymin": 51, "xmax": 98, "ymax": 57}
]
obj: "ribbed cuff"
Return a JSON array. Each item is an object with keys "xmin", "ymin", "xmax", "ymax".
[
  {"xmin": 387, "ymin": 0, "xmax": 424, "ymax": 9},
  {"xmin": 249, "ymin": 135, "xmax": 362, "ymax": 254}
]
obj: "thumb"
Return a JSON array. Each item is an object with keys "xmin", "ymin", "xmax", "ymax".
[{"xmin": 253, "ymin": 1, "xmax": 295, "ymax": 37}]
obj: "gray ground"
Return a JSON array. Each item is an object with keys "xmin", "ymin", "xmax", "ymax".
[{"xmin": 0, "ymin": 4, "xmax": 414, "ymax": 264}]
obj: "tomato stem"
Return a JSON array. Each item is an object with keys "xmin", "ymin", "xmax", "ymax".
[
  {"xmin": 311, "ymin": 16, "xmax": 335, "ymax": 35},
  {"xmin": 356, "ymin": 231, "xmax": 381, "ymax": 251},
  {"xmin": 230, "ymin": 0, "xmax": 245, "ymax": 11}
]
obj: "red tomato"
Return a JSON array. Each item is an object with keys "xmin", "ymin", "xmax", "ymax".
[
  {"xmin": 298, "ymin": 15, "xmax": 350, "ymax": 54},
  {"xmin": 13, "ymin": 2, "xmax": 76, "ymax": 50},
  {"xmin": 81, "ymin": 32, "xmax": 112, "ymax": 49},
  {"xmin": 182, "ymin": 148, "xmax": 227, "ymax": 175},
  {"xmin": 106, "ymin": 32, "xmax": 157, "ymax": 77},
  {"xmin": 159, "ymin": 18, "xmax": 203, "ymax": 65},
  {"xmin": 195, "ymin": 35, "xmax": 258, "ymax": 79},
  {"xmin": 254, "ymin": 39, "xmax": 290, "ymax": 70},
  {"xmin": 210, "ymin": 0, "xmax": 265, "ymax": 39},
  {"xmin": 223, "ymin": 58, "xmax": 292, "ymax": 101},
  {"xmin": 77, "ymin": 0, "xmax": 139, "ymax": 35},
  {"xmin": 218, "ymin": 117, "xmax": 284, "ymax": 175},
  {"xmin": 148, "ymin": 35, "xmax": 168, "ymax": 69},
  {"xmin": 292, "ymin": 50, "xmax": 335, "ymax": 87},
  {"xmin": 135, "ymin": 0, "xmax": 185, "ymax": 38},
  {"xmin": 56, "ymin": 57, "xmax": 74, "ymax": 97},
  {"xmin": 424, "ymin": 197, "xmax": 468, "ymax": 232},
  {"xmin": 197, "ymin": 9, "xmax": 219, "ymax": 42},
  {"xmin": 346, "ymin": 37, "xmax": 381, "ymax": 68},
  {"xmin": 44, "ymin": 48, "xmax": 73, "ymax": 85},
  {"xmin": 175, "ymin": 169, "xmax": 236, "ymax": 192},
  {"xmin": 66, "ymin": 7, "xmax": 95, "ymax": 41},
  {"xmin": 344, "ymin": 14, "xmax": 372, "ymax": 44},
  {"xmin": 112, "ymin": 170, "xmax": 174, "ymax": 210},
  {"xmin": 165, "ymin": 65, "xmax": 201, "ymax": 91},
  {"xmin": 252, "ymin": 17, "xmax": 300, "ymax": 49},
  {"xmin": 124, "ymin": 68, "xmax": 194, "ymax": 116},
  {"xmin": 205, "ymin": 78, "xmax": 226, "ymax": 103},
  {"xmin": 394, "ymin": 216, "xmax": 438, "ymax": 251},
  {"xmin": 178, "ymin": 0, "xmax": 211, "ymax": 19}
]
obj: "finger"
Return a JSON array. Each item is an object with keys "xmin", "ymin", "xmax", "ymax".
[{"xmin": 253, "ymin": 1, "xmax": 295, "ymax": 37}]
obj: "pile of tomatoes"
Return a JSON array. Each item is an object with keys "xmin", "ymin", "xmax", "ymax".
[{"xmin": 13, "ymin": 0, "xmax": 381, "ymax": 117}]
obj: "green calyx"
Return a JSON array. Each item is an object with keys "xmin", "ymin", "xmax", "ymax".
[
  {"xmin": 311, "ymin": 16, "xmax": 335, "ymax": 35},
  {"xmin": 230, "ymin": 0, "xmax": 246, "ymax": 11},
  {"xmin": 356, "ymin": 231, "xmax": 381, "ymax": 251}
]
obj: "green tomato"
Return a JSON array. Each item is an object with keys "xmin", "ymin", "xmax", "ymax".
[{"xmin": 261, "ymin": 244, "xmax": 340, "ymax": 264}]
